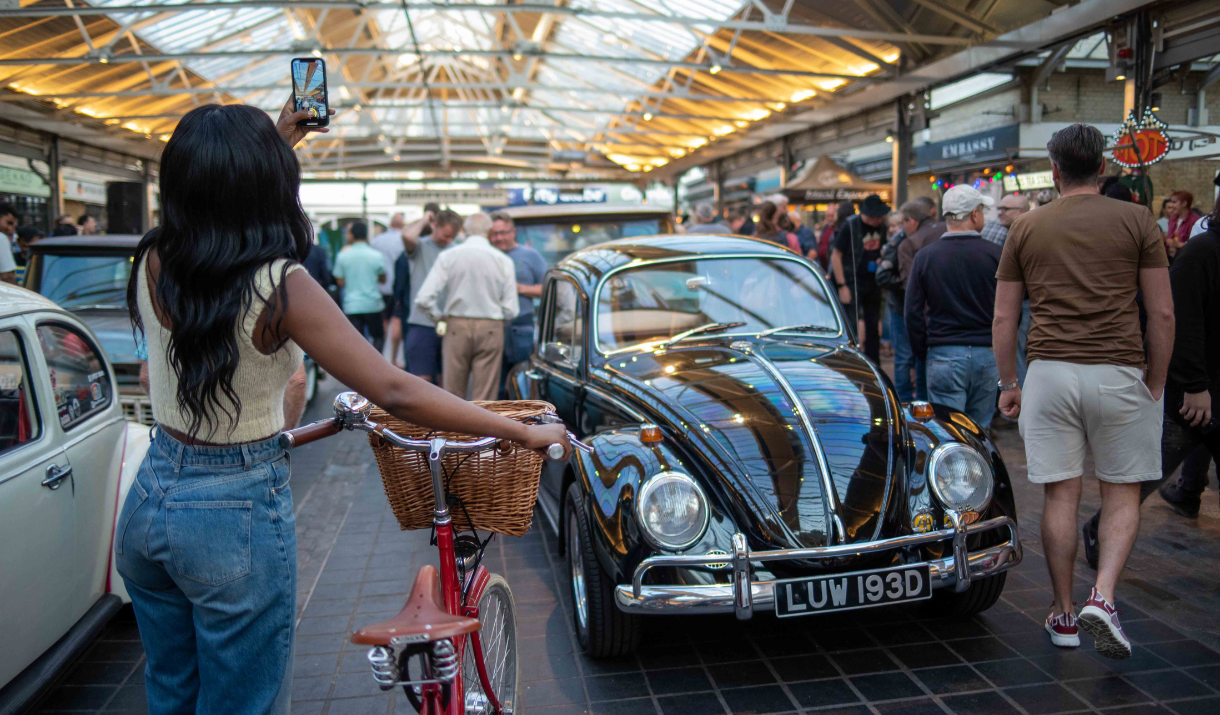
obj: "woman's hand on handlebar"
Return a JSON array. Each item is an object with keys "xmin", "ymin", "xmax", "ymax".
[{"xmin": 520, "ymin": 423, "xmax": 571, "ymax": 461}]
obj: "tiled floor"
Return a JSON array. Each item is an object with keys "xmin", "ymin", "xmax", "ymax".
[{"xmin": 31, "ymin": 377, "xmax": 1220, "ymax": 714}]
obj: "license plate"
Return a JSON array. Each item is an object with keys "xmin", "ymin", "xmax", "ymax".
[{"xmin": 774, "ymin": 564, "xmax": 932, "ymax": 618}]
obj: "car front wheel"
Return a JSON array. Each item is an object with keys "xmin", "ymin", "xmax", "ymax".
[
  {"xmin": 927, "ymin": 572, "xmax": 1007, "ymax": 618},
  {"xmin": 565, "ymin": 482, "xmax": 640, "ymax": 658}
]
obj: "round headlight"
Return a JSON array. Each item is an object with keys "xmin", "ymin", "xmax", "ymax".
[
  {"xmin": 928, "ymin": 443, "xmax": 994, "ymax": 514},
  {"xmin": 636, "ymin": 472, "xmax": 709, "ymax": 551}
]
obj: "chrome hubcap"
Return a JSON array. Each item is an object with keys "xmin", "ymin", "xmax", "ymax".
[{"xmin": 569, "ymin": 514, "xmax": 589, "ymax": 632}]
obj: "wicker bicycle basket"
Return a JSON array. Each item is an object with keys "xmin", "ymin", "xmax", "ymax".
[{"xmin": 366, "ymin": 401, "xmax": 556, "ymax": 536}]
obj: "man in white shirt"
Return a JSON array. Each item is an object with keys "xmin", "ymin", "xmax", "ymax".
[
  {"xmin": 370, "ymin": 212, "xmax": 406, "ymax": 361},
  {"xmin": 0, "ymin": 203, "xmax": 19, "ymax": 284},
  {"xmin": 414, "ymin": 212, "xmax": 519, "ymax": 400}
]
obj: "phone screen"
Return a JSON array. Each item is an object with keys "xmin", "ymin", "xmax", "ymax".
[{"xmin": 291, "ymin": 58, "xmax": 329, "ymax": 128}]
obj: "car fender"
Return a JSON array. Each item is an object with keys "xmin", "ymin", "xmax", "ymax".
[
  {"xmin": 107, "ymin": 422, "xmax": 151, "ymax": 603},
  {"xmin": 568, "ymin": 426, "xmax": 737, "ymax": 584}
]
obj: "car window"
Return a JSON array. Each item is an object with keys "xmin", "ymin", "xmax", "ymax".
[
  {"xmin": 29, "ymin": 253, "xmax": 133, "ymax": 311},
  {"xmin": 36, "ymin": 324, "xmax": 112, "ymax": 431},
  {"xmin": 544, "ymin": 279, "xmax": 583, "ymax": 366},
  {"xmin": 515, "ymin": 218, "xmax": 663, "ymax": 266},
  {"xmin": 0, "ymin": 329, "xmax": 41, "ymax": 454},
  {"xmin": 597, "ymin": 257, "xmax": 839, "ymax": 353}
]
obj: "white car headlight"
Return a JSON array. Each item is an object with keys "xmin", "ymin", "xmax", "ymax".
[
  {"xmin": 636, "ymin": 472, "xmax": 709, "ymax": 550},
  {"xmin": 928, "ymin": 443, "xmax": 994, "ymax": 514}
]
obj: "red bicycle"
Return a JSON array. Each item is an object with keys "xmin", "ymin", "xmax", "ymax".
[{"xmin": 280, "ymin": 391, "xmax": 588, "ymax": 715}]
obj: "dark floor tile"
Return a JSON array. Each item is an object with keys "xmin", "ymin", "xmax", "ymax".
[
  {"xmin": 1065, "ymin": 676, "xmax": 1153, "ymax": 709},
  {"xmin": 751, "ymin": 634, "xmax": 817, "ymax": 658},
  {"xmin": 719, "ymin": 684, "xmax": 796, "ymax": 714},
  {"xmin": 914, "ymin": 665, "xmax": 991, "ymax": 694},
  {"xmin": 36, "ymin": 685, "xmax": 116, "ymax": 711},
  {"xmin": 973, "ymin": 658, "xmax": 1053, "ymax": 687},
  {"xmin": 310, "ymin": 582, "xmax": 363, "ymax": 601},
  {"xmin": 1031, "ymin": 651, "xmax": 1116, "ymax": 681},
  {"xmin": 1125, "ymin": 670, "xmax": 1214, "ymax": 701},
  {"xmin": 295, "ymin": 634, "xmax": 346, "ymax": 656},
  {"xmin": 292, "ymin": 675, "xmax": 335, "ymax": 702},
  {"xmin": 645, "ymin": 666, "xmax": 713, "ymax": 695},
  {"xmin": 889, "ymin": 642, "xmax": 962, "ymax": 669},
  {"xmin": 63, "ymin": 660, "xmax": 138, "ymax": 685},
  {"xmin": 327, "ymin": 695, "xmax": 394, "ymax": 715},
  {"xmin": 302, "ymin": 598, "xmax": 359, "ymax": 617},
  {"xmin": 1184, "ymin": 664, "xmax": 1220, "ymax": 690},
  {"xmin": 786, "ymin": 678, "xmax": 861, "ymax": 709},
  {"xmin": 638, "ymin": 644, "xmax": 699, "ymax": 670},
  {"xmin": 590, "ymin": 698, "xmax": 659, "ymax": 715},
  {"xmin": 1082, "ymin": 646, "xmax": 1173, "ymax": 675},
  {"xmin": 976, "ymin": 611, "xmax": 1043, "ymax": 635},
  {"xmin": 829, "ymin": 648, "xmax": 899, "ymax": 675},
  {"xmin": 872, "ymin": 697, "xmax": 946, "ymax": 715},
  {"xmin": 1000, "ymin": 630, "xmax": 1072, "ymax": 658},
  {"xmin": 941, "ymin": 690, "xmax": 1021, "ymax": 715},
  {"xmin": 520, "ymin": 678, "xmax": 586, "ymax": 709},
  {"xmin": 811, "ymin": 627, "xmax": 874, "ymax": 652},
  {"xmin": 585, "ymin": 672, "xmax": 650, "ymax": 702},
  {"xmin": 919, "ymin": 617, "xmax": 992, "ymax": 640},
  {"xmin": 707, "ymin": 661, "xmax": 776, "ymax": 688},
  {"xmin": 769, "ymin": 654, "xmax": 838, "ymax": 683},
  {"xmin": 518, "ymin": 634, "xmax": 573, "ymax": 658},
  {"xmin": 1122, "ymin": 620, "xmax": 1187, "ymax": 644},
  {"xmin": 1148, "ymin": 641, "xmax": 1220, "ymax": 667},
  {"xmin": 295, "ymin": 652, "xmax": 342, "ymax": 678},
  {"xmin": 802, "ymin": 707, "xmax": 871, "ymax": 715},
  {"xmin": 1099, "ymin": 706, "xmax": 1174, "ymax": 715},
  {"xmin": 81, "ymin": 640, "xmax": 145, "ymax": 662},
  {"xmin": 849, "ymin": 672, "xmax": 923, "ymax": 701},
  {"xmin": 948, "ymin": 636, "xmax": 1018, "ymax": 662},
  {"xmin": 1166, "ymin": 698, "xmax": 1220, "ymax": 715},
  {"xmin": 579, "ymin": 654, "xmax": 641, "ymax": 676},
  {"xmin": 1003, "ymin": 683, "xmax": 1091, "ymax": 714},
  {"xmin": 297, "ymin": 614, "xmax": 353, "ymax": 636},
  {"xmin": 698, "ymin": 640, "xmax": 757, "ymax": 664},
  {"xmin": 522, "ymin": 654, "xmax": 582, "ymax": 682},
  {"xmin": 866, "ymin": 622, "xmax": 935, "ymax": 646},
  {"xmin": 331, "ymin": 671, "xmax": 387, "ymax": 700},
  {"xmin": 657, "ymin": 692, "xmax": 727, "ymax": 715},
  {"xmin": 102, "ymin": 684, "xmax": 147, "ymax": 712}
]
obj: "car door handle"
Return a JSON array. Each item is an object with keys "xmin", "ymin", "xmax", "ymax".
[
  {"xmin": 42, "ymin": 464, "xmax": 73, "ymax": 490},
  {"xmin": 525, "ymin": 370, "xmax": 543, "ymax": 381}
]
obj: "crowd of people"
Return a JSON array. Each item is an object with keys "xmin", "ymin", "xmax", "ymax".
[
  {"xmin": 0, "ymin": 205, "xmax": 102, "ymax": 285},
  {"xmin": 307, "ymin": 203, "xmax": 547, "ymax": 404}
]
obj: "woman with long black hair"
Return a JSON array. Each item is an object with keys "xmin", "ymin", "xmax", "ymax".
[{"xmin": 115, "ymin": 102, "xmax": 568, "ymax": 714}]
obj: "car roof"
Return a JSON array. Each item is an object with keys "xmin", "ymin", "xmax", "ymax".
[
  {"xmin": 0, "ymin": 283, "xmax": 68, "ymax": 319},
  {"xmin": 30, "ymin": 234, "xmax": 143, "ymax": 251},
  {"xmin": 498, "ymin": 203, "xmax": 672, "ymax": 221},
  {"xmin": 555, "ymin": 234, "xmax": 798, "ymax": 285}
]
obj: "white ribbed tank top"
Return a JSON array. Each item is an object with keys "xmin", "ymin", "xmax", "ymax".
[{"xmin": 137, "ymin": 255, "xmax": 304, "ymax": 443}]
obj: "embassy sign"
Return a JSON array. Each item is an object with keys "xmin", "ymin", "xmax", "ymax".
[{"xmin": 915, "ymin": 124, "xmax": 1018, "ymax": 172}]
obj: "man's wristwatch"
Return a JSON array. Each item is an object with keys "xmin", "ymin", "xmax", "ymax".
[{"xmin": 997, "ymin": 379, "xmax": 1019, "ymax": 392}]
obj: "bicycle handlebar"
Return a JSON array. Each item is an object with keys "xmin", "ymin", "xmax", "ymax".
[{"xmin": 278, "ymin": 419, "xmax": 342, "ymax": 448}]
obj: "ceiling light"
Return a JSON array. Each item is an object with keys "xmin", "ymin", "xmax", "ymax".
[
  {"xmin": 643, "ymin": 112, "xmax": 653, "ymax": 120},
  {"xmin": 734, "ymin": 120, "xmax": 748, "ymax": 127},
  {"xmin": 818, "ymin": 78, "xmax": 846, "ymax": 90},
  {"xmin": 500, "ymin": 104, "xmax": 508, "ymax": 112},
  {"xmin": 771, "ymin": 102, "xmax": 786, "ymax": 110},
  {"xmin": 709, "ymin": 64, "xmax": 722, "ymax": 74},
  {"xmin": 512, "ymin": 53, "xmax": 522, "ymax": 61},
  {"xmin": 713, "ymin": 125, "xmax": 734, "ymax": 136},
  {"xmin": 688, "ymin": 138, "xmax": 707, "ymax": 148},
  {"xmin": 744, "ymin": 108, "xmax": 770, "ymax": 121},
  {"xmin": 99, "ymin": 57, "xmax": 109, "ymax": 64},
  {"xmin": 791, "ymin": 89, "xmax": 816, "ymax": 102},
  {"xmin": 384, "ymin": 146, "xmax": 393, "ymax": 153},
  {"xmin": 160, "ymin": 134, "xmax": 171, "ymax": 142},
  {"xmin": 394, "ymin": 155, "xmax": 401, "ymax": 161},
  {"xmin": 668, "ymin": 148, "xmax": 686, "ymax": 158},
  {"xmin": 650, "ymin": 157, "xmax": 668, "ymax": 166},
  {"xmin": 885, "ymin": 135, "xmax": 894, "ymax": 143},
  {"xmin": 311, "ymin": 49, "xmax": 322, "ymax": 58},
  {"xmin": 1115, "ymin": 74, "xmax": 1126, "ymax": 81},
  {"xmin": 378, "ymin": 134, "xmax": 386, "ymax": 141},
  {"xmin": 626, "ymin": 164, "xmax": 640, "ymax": 171},
  {"xmin": 353, "ymin": 104, "xmax": 362, "ymax": 112}
]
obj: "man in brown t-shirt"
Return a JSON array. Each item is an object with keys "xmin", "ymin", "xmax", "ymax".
[{"xmin": 993, "ymin": 124, "xmax": 1173, "ymax": 660}]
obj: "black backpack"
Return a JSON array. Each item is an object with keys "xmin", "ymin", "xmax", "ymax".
[{"xmin": 875, "ymin": 229, "xmax": 906, "ymax": 292}]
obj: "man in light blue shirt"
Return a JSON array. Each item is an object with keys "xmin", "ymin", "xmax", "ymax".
[{"xmin": 333, "ymin": 221, "xmax": 387, "ymax": 352}]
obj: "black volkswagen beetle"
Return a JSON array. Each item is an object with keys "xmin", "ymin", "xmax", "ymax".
[{"xmin": 506, "ymin": 235, "xmax": 1022, "ymax": 657}]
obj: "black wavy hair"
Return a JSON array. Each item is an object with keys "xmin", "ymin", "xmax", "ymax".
[{"xmin": 127, "ymin": 104, "xmax": 312, "ymax": 436}]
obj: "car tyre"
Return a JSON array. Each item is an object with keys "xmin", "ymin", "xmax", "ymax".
[
  {"xmin": 565, "ymin": 482, "xmax": 640, "ymax": 658},
  {"xmin": 926, "ymin": 572, "xmax": 1006, "ymax": 618}
]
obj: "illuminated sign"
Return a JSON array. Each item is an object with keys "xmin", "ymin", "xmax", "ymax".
[
  {"xmin": 1110, "ymin": 109, "xmax": 1170, "ymax": 168},
  {"xmin": 396, "ymin": 188, "xmax": 509, "ymax": 204},
  {"xmin": 1002, "ymin": 171, "xmax": 1055, "ymax": 192}
]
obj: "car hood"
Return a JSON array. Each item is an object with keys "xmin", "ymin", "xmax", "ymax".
[{"xmin": 599, "ymin": 339, "xmax": 901, "ymax": 552}]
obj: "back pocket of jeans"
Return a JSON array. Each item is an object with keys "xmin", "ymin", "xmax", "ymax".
[
  {"xmin": 167, "ymin": 501, "xmax": 252, "ymax": 586},
  {"xmin": 1098, "ymin": 382, "xmax": 1146, "ymax": 426}
]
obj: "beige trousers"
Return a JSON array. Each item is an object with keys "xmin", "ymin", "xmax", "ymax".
[{"xmin": 442, "ymin": 317, "xmax": 505, "ymax": 401}]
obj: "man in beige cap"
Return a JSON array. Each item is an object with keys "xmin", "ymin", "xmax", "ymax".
[{"xmin": 904, "ymin": 185, "xmax": 1001, "ymax": 429}]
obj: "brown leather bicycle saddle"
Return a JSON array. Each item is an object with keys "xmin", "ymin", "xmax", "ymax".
[{"xmin": 350, "ymin": 565, "xmax": 480, "ymax": 645}]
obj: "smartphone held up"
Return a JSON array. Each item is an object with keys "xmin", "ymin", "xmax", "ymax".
[{"xmin": 291, "ymin": 58, "xmax": 330, "ymax": 128}]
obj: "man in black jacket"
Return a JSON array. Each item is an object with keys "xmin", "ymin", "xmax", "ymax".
[
  {"xmin": 831, "ymin": 193, "xmax": 889, "ymax": 362},
  {"xmin": 905, "ymin": 185, "xmax": 1002, "ymax": 429},
  {"xmin": 1083, "ymin": 216, "xmax": 1220, "ymax": 561}
]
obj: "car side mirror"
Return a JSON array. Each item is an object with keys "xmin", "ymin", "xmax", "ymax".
[{"xmin": 541, "ymin": 341, "xmax": 572, "ymax": 365}]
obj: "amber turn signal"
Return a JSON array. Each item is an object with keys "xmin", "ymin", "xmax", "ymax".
[
  {"xmin": 911, "ymin": 401, "xmax": 934, "ymax": 420},
  {"xmin": 639, "ymin": 424, "xmax": 663, "ymax": 444}
]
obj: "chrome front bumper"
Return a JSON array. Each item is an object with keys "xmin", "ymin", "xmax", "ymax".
[{"xmin": 614, "ymin": 515, "xmax": 1021, "ymax": 619}]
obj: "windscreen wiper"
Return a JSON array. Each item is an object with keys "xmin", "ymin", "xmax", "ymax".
[
  {"xmin": 759, "ymin": 324, "xmax": 839, "ymax": 337},
  {"xmin": 661, "ymin": 321, "xmax": 747, "ymax": 348}
]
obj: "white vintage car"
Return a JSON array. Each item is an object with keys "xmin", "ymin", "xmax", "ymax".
[{"xmin": 0, "ymin": 284, "xmax": 147, "ymax": 712}]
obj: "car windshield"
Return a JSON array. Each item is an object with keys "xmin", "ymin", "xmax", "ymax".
[
  {"xmin": 516, "ymin": 217, "xmax": 665, "ymax": 266},
  {"xmin": 32, "ymin": 254, "xmax": 133, "ymax": 311},
  {"xmin": 596, "ymin": 257, "xmax": 839, "ymax": 353}
]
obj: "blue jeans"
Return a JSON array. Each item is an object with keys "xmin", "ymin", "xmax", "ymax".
[
  {"xmin": 116, "ymin": 428, "xmax": 296, "ymax": 715},
  {"xmin": 1016, "ymin": 300, "xmax": 1031, "ymax": 387},
  {"xmin": 926, "ymin": 345, "xmax": 999, "ymax": 430},
  {"xmin": 889, "ymin": 294, "xmax": 927, "ymax": 402}
]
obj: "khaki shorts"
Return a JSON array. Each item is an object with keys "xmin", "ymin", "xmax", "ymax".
[{"xmin": 1020, "ymin": 360, "xmax": 1162, "ymax": 483}]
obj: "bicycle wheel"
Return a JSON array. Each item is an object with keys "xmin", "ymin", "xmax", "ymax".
[{"xmin": 462, "ymin": 573, "xmax": 519, "ymax": 715}]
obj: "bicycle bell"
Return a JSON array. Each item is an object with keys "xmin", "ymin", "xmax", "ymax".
[{"xmin": 334, "ymin": 391, "xmax": 373, "ymax": 425}]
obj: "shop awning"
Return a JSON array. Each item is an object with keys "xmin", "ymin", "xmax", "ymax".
[{"xmin": 782, "ymin": 156, "xmax": 891, "ymax": 203}]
